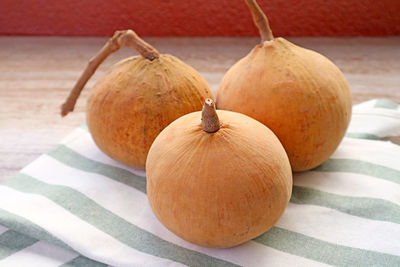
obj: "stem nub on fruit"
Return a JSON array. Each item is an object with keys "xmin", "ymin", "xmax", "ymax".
[{"xmin": 202, "ymin": 98, "xmax": 220, "ymax": 133}]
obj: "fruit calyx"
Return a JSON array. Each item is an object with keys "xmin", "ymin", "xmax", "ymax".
[
  {"xmin": 201, "ymin": 99, "xmax": 220, "ymax": 133},
  {"xmin": 245, "ymin": 0, "xmax": 274, "ymax": 43}
]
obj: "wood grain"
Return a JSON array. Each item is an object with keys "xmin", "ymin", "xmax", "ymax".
[{"xmin": 0, "ymin": 37, "xmax": 399, "ymax": 183}]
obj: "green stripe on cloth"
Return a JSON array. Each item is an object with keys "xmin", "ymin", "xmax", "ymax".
[
  {"xmin": 0, "ymin": 230, "xmax": 37, "ymax": 260},
  {"xmin": 0, "ymin": 208, "xmax": 73, "ymax": 252},
  {"xmin": 4, "ymin": 173, "xmax": 239, "ymax": 267},
  {"xmin": 47, "ymin": 145, "xmax": 146, "ymax": 193},
  {"xmin": 345, "ymin": 133, "xmax": 381, "ymax": 140},
  {"xmin": 315, "ymin": 159, "xmax": 400, "ymax": 185},
  {"xmin": 374, "ymin": 99, "xmax": 399, "ymax": 109},
  {"xmin": 255, "ymin": 227, "xmax": 400, "ymax": 266},
  {"xmin": 60, "ymin": 255, "xmax": 107, "ymax": 267},
  {"xmin": 291, "ymin": 186, "xmax": 400, "ymax": 224}
]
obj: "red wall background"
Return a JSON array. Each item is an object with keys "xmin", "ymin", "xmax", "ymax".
[{"xmin": 0, "ymin": 0, "xmax": 399, "ymax": 37}]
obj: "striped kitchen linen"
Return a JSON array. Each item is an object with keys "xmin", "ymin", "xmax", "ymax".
[{"xmin": 0, "ymin": 98, "xmax": 399, "ymax": 267}]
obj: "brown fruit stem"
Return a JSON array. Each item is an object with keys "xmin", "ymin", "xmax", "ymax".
[
  {"xmin": 245, "ymin": 0, "xmax": 274, "ymax": 43},
  {"xmin": 202, "ymin": 98, "xmax": 220, "ymax": 133},
  {"xmin": 60, "ymin": 29, "xmax": 159, "ymax": 117}
]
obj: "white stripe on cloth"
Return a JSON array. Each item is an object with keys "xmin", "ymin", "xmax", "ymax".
[
  {"xmin": 331, "ymin": 138, "xmax": 400, "ymax": 171},
  {"xmin": 294, "ymin": 171, "xmax": 400, "ymax": 207},
  {"xmin": 60, "ymin": 128, "xmax": 145, "ymax": 177},
  {"xmin": 21, "ymin": 155, "xmax": 326, "ymax": 267},
  {"xmin": 352, "ymin": 99, "xmax": 399, "ymax": 112},
  {"xmin": 0, "ymin": 186, "xmax": 185, "ymax": 267},
  {"xmin": 352, "ymin": 99, "xmax": 378, "ymax": 111},
  {"xmin": 276, "ymin": 203, "xmax": 400, "ymax": 256},
  {"xmin": 348, "ymin": 110, "xmax": 400, "ymax": 137},
  {"xmin": 0, "ymin": 240, "xmax": 77, "ymax": 267}
]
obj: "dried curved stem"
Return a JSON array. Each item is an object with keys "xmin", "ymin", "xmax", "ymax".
[
  {"xmin": 202, "ymin": 98, "xmax": 220, "ymax": 133},
  {"xmin": 61, "ymin": 29, "xmax": 159, "ymax": 117},
  {"xmin": 245, "ymin": 0, "xmax": 274, "ymax": 43}
]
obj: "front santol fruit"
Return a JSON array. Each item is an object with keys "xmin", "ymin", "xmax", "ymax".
[{"xmin": 146, "ymin": 99, "xmax": 292, "ymax": 248}]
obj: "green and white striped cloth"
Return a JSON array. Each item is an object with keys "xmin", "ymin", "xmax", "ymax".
[{"xmin": 0, "ymin": 98, "xmax": 399, "ymax": 267}]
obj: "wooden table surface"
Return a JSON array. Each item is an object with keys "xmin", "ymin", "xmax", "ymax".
[{"xmin": 1, "ymin": 36, "xmax": 399, "ymax": 183}]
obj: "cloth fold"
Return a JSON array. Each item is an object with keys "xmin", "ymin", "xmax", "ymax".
[{"xmin": 0, "ymin": 99, "xmax": 399, "ymax": 267}]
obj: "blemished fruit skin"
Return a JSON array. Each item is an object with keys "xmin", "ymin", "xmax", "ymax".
[
  {"xmin": 86, "ymin": 54, "xmax": 213, "ymax": 169},
  {"xmin": 217, "ymin": 37, "xmax": 352, "ymax": 171},
  {"xmin": 146, "ymin": 110, "xmax": 293, "ymax": 248}
]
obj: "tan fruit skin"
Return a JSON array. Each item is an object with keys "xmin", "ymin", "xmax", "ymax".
[
  {"xmin": 87, "ymin": 54, "xmax": 213, "ymax": 169},
  {"xmin": 217, "ymin": 38, "xmax": 352, "ymax": 171},
  {"xmin": 146, "ymin": 110, "xmax": 293, "ymax": 248}
]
